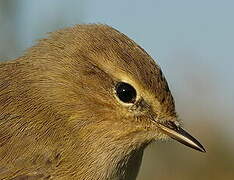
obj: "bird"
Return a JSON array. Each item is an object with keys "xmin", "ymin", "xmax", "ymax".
[{"xmin": 0, "ymin": 24, "xmax": 205, "ymax": 180}]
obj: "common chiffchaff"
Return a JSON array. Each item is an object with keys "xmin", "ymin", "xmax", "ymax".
[{"xmin": 0, "ymin": 24, "xmax": 205, "ymax": 180}]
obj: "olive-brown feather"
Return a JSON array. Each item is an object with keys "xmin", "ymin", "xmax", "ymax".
[{"xmin": 0, "ymin": 24, "xmax": 176, "ymax": 179}]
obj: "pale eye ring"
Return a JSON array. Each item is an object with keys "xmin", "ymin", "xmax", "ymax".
[{"xmin": 115, "ymin": 82, "xmax": 137, "ymax": 103}]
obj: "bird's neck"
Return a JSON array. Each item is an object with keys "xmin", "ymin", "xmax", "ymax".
[
  {"xmin": 114, "ymin": 147, "xmax": 144, "ymax": 180},
  {"xmin": 63, "ymin": 121, "xmax": 147, "ymax": 180},
  {"xmin": 74, "ymin": 143, "xmax": 144, "ymax": 180}
]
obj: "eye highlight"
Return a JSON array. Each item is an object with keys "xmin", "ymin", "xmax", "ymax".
[{"xmin": 115, "ymin": 82, "xmax": 137, "ymax": 103}]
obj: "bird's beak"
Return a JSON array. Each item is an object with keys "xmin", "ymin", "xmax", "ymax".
[{"xmin": 157, "ymin": 121, "xmax": 206, "ymax": 152}]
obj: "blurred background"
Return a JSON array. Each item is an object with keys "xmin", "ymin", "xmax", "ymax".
[{"xmin": 0, "ymin": 0, "xmax": 233, "ymax": 179}]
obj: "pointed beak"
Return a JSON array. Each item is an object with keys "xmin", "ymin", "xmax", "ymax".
[{"xmin": 157, "ymin": 121, "xmax": 206, "ymax": 152}]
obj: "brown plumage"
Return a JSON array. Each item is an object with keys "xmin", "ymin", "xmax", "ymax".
[{"xmin": 0, "ymin": 24, "xmax": 205, "ymax": 180}]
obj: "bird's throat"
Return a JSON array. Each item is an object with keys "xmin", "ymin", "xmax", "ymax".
[
  {"xmin": 65, "ymin": 126, "xmax": 146, "ymax": 180},
  {"xmin": 74, "ymin": 144, "xmax": 144, "ymax": 180}
]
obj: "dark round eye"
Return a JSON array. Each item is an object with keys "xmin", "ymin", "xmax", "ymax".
[{"xmin": 115, "ymin": 82, "xmax": 137, "ymax": 103}]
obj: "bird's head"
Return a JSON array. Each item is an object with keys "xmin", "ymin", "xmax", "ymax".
[{"xmin": 24, "ymin": 24, "xmax": 205, "ymax": 153}]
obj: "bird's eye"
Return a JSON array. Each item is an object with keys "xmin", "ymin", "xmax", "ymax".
[{"xmin": 115, "ymin": 82, "xmax": 137, "ymax": 103}]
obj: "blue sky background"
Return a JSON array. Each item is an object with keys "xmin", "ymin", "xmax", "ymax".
[{"xmin": 0, "ymin": 0, "xmax": 234, "ymax": 178}]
